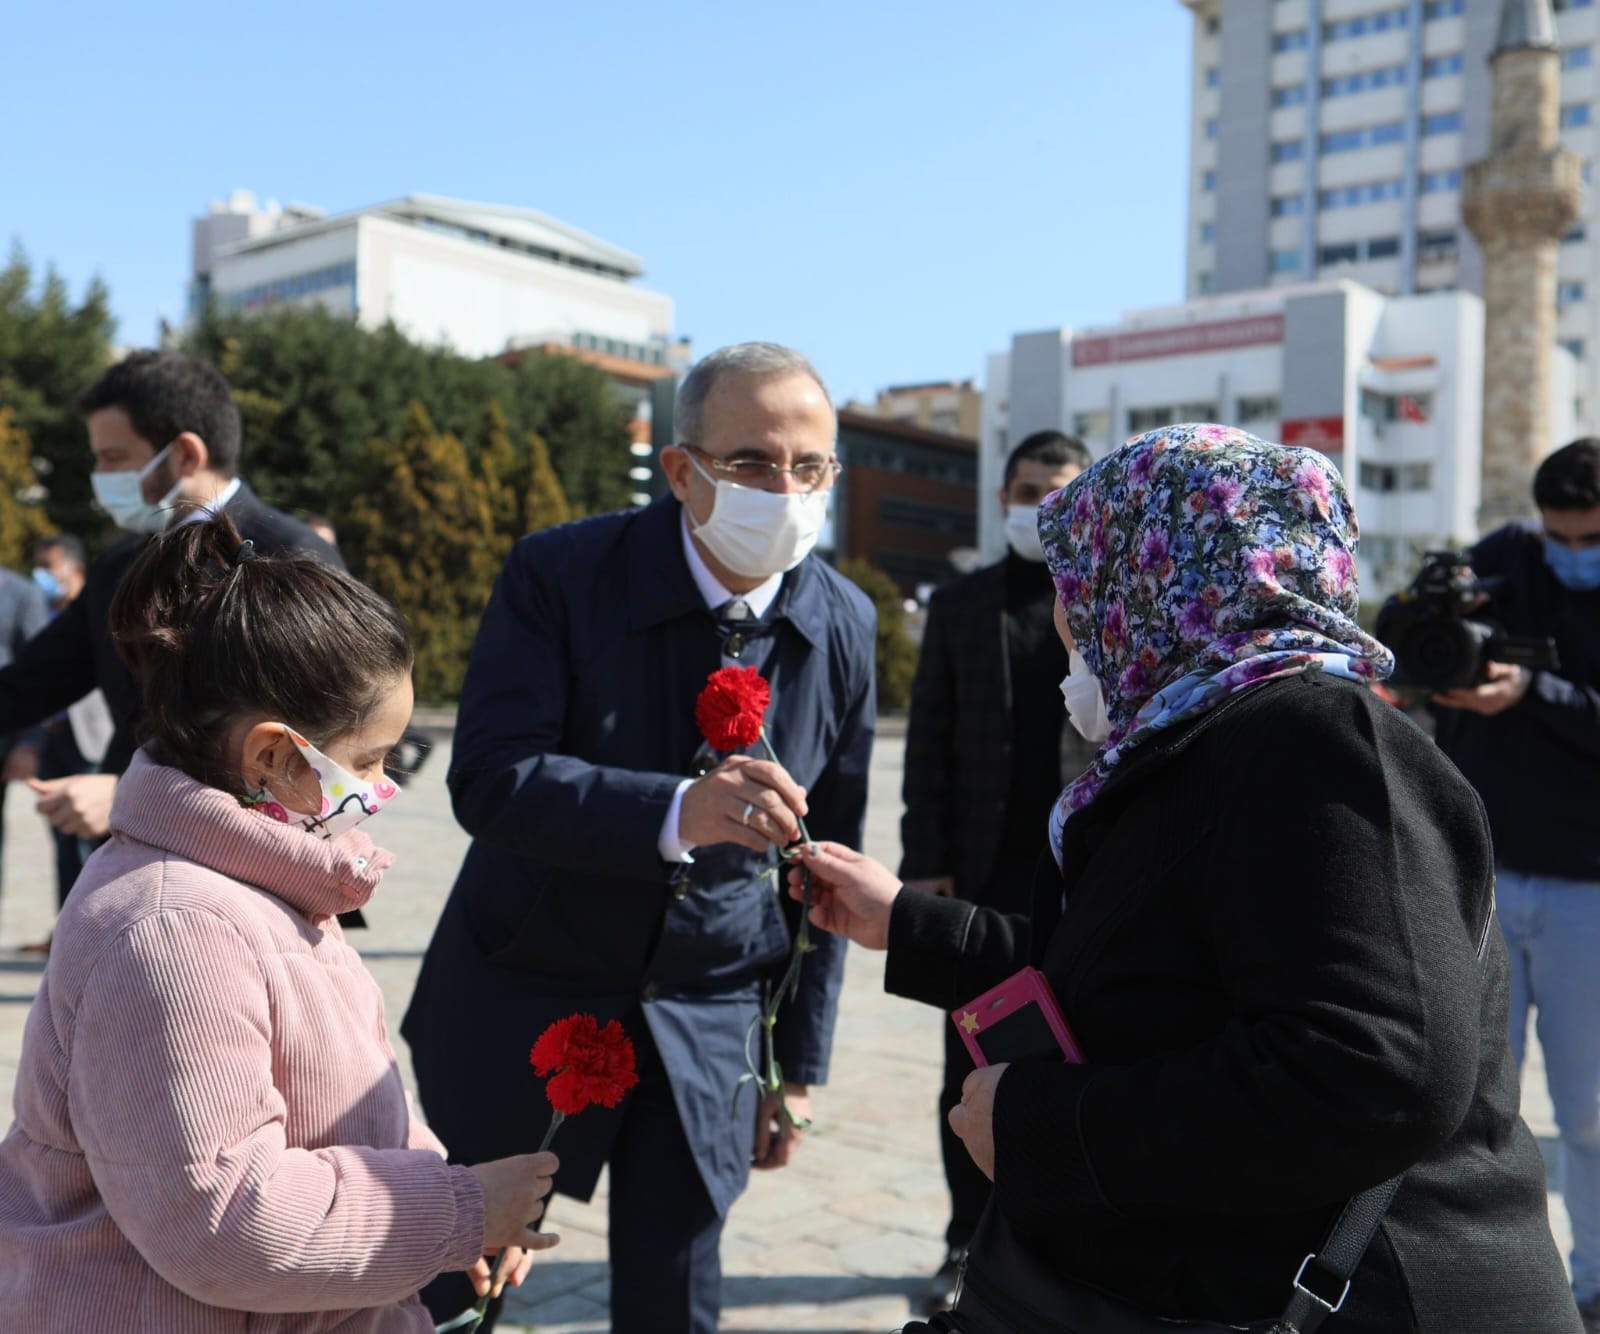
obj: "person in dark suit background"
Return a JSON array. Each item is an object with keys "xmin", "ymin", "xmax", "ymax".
[
  {"xmin": 0, "ymin": 351, "xmax": 342, "ymax": 849},
  {"xmin": 405, "ymin": 342, "xmax": 876, "ymax": 1334},
  {"xmin": 899, "ymin": 428, "xmax": 1091, "ymax": 1313}
]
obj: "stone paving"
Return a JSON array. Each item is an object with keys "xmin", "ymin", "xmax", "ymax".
[{"xmin": 0, "ymin": 725, "xmax": 1572, "ymax": 1332}]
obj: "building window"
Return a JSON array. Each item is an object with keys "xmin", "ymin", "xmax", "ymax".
[
  {"xmin": 1360, "ymin": 462, "xmax": 1434, "ymax": 492},
  {"xmin": 1271, "ymin": 249, "xmax": 1303, "ymax": 273},
  {"xmin": 1367, "ymin": 236, "xmax": 1402, "ymax": 259},
  {"xmin": 1206, "ymin": 66, "xmax": 1221, "ymax": 87},
  {"xmin": 1323, "ymin": 65, "xmax": 1408, "ymax": 98},
  {"xmin": 1197, "ymin": 271, "xmax": 1216, "ymax": 294},
  {"xmin": 1203, "ymin": 169, "xmax": 1218, "ymax": 192},
  {"xmin": 1273, "ymin": 29, "xmax": 1309, "ymax": 52},
  {"xmin": 1559, "ymin": 280, "xmax": 1588, "ymax": 307},
  {"xmin": 1424, "ymin": 0, "xmax": 1466, "ymax": 15},
  {"xmin": 1555, "ymin": 0, "xmax": 1596, "ymax": 12},
  {"xmin": 1423, "ymin": 53, "xmax": 1465, "ymax": 78},
  {"xmin": 216, "ymin": 260, "xmax": 358, "ymax": 314},
  {"xmin": 1318, "ymin": 242, "xmax": 1362, "ymax": 267},
  {"xmin": 1128, "ymin": 404, "xmax": 1220, "ymax": 433},
  {"xmin": 1206, "ymin": 117, "xmax": 1219, "ymax": 140},
  {"xmin": 1272, "ymin": 84, "xmax": 1309, "ymax": 107},
  {"xmin": 1325, "ymin": 7, "xmax": 1408, "ymax": 42},
  {"xmin": 1321, "ymin": 122, "xmax": 1405, "ymax": 154},
  {"xmin": 1418, "ymin": 229, "xmax": 1459, "ymax": 263},
  {"xmin": 1206, "ymin": 15, "xmax": 1222, "ymax": 35},
  {"xmin": 1272, "ymin": 138, "xmax": 1307, "ymax": 162},
  {"xmin": 1271, "ymin": 194, "xmax": 1307, "ymax": 216},
  {"xmin": 1073, "ymin": 410, "xmax": 1110, "ymax": 441},
  {"xmin": 1564, "ymin": 338, "xmax": 1588, "ymax": 359},
  {"xmin": 1564, "ymin": 46, "xmax": 1594, "ymax": 70},
  {"xmin": 1562, "ymin": 103, "xmax": 1593, "ymax": 129},
  {"xmin": 1565, "ymin": 223, "xmax": 1588, "ymax": 244},
  {"xmin": 1422, "ymin": 112, "xmax": 1463, "ymax": 136},
  {"xmin": 1420, "ymin": 168, "xmax": 1462, "ymax": 193},
  {"xmin": 1200, "ymin": 221, "xmax": 1216, "ymax": 243},
  {"xmin": 1318, "ymin": 178, "xmax": 1405, "ymax": 209},
  {"xmin": 1237, "ymin": 395, "xmax": 1281, "ymax": 423}
]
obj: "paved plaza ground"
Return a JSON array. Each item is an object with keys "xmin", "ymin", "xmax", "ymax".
[{"xmin": 0, "ymin": 724, "xmax": 1572, "ymax": 1332}]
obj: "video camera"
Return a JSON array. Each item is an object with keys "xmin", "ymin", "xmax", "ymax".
[{"xmin": 1374, "ymin": 551, "xmax": 1559, "ymax": 691}]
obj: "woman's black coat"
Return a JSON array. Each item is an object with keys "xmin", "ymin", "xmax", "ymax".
[{"xmin": 887, "ymin": 673, "xmax": 1577, "ymax": 1332}]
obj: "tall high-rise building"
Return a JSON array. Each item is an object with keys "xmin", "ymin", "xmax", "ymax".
[{"xmin": 1180, "ymin": 0, "xmax": 1599, "ymax": 425}]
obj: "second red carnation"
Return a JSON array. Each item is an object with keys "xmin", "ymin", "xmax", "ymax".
[{"xmin": 695, "ymin": 666, "xmax": 771, "ymax": 752}]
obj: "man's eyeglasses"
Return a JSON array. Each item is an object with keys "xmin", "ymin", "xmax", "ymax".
[{"xmin": 683, "ymin": 444, "xmax": 842, "ymax": 494}]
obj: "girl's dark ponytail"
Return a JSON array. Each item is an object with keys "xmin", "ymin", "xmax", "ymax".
[{"xmin": 109, "ymin": 513, "xmax": 412, "ymax": 791}]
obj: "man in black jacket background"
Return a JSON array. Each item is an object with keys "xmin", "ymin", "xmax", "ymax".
[
  {"xmin": 0, "ymin": 351, "xmax": 341, "ymax": 844},
  {"xmin": 1433, "ymin": 438, "xmax": 1600, "ymax": 1327},
  {"xmin": 898, "ymin": 429, "xmax": 1092, "ymax": 1314}
]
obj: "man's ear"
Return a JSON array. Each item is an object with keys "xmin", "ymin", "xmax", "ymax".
[
  {"xmin": 660, "ymin": 445, "xmax": 693, "ymax": 504},
  {"xmin": 171, "ymin": 431, "xmax": 211, "ymax": 479}
]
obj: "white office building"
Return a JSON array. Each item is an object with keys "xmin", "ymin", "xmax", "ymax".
[
  {"xmin": 1180, "ymin": 0, "xmax": 1600, "ymax": 426},
  {"xmin": 189, "ymin": 190, "xmax": 676, "ymax": 364},
  {"xmin": 978, "ymin": 279, "xmax": 1577, "ymax": 599}
]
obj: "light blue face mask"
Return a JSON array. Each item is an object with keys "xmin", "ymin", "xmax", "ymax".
[
  {"xmin": 30, "ymin": 567, "xmax": 61, "ymax": 603},
  {"xmin": 1545, "ymin": 539, "xmax": 1600, "ymax": 592}
]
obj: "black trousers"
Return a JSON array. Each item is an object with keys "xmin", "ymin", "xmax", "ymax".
[
  {"xmin": 939, "ymin": 856, "xmax": 1039, "ymax": 1252},
  {"xmin": 421, "ymin": 1020, "xmax": 726, "ymax": 1334}
]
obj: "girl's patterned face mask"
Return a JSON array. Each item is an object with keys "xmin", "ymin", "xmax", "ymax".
[{"xmin": 246, "ymin": 728, "xmax": 400, "ymax": 840}]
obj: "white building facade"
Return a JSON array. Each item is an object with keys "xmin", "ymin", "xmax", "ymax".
[
  {"xmin": 1181, "ymin": 0, "xmax": 1600, "ymax": 428},
  {"xmin": 190, "ymin": 192, "xmax": 676, "ymax": 364},
  {"xmin": 979, "ymin": 280, "xmax": 1577, "ymax": 599}
]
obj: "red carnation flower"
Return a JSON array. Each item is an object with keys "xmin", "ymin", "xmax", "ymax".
[
  {"xmin": 530, "ymin": 1014, "xmax": 639, "ymax": 1116},
  {"xmin": 695, "ymin": 666, "xmax": 771, "ymax": 752}
]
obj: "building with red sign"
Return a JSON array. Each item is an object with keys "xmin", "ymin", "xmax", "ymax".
[{"xmin": 979, "ymin": 277, "xmax": 1578, "ymax": 599}]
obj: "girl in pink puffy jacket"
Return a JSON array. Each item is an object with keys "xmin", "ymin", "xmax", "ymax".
[{"xmin": 0, "ymin": 516, "xmax": 557, "ymax": 1331}]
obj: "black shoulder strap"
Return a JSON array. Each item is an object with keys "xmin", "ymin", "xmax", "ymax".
[{"xmin": 1273, "ymin": 892, "xmax": 1497, "ymax": 1333}]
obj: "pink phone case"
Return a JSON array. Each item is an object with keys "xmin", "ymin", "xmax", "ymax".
[{"xmin": 952, "ymin": 966, "xmax": 1084, "ymax": 1068}]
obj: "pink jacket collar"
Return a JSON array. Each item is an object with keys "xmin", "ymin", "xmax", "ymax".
[{"xmin": 111, "ymin": 751, "xmax": 394, "ymax": 919}]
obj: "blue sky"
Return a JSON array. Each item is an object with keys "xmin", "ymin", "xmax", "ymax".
[{"xmin": 2, "ymin": 1, "xmax": 1192, "ymax": 404}]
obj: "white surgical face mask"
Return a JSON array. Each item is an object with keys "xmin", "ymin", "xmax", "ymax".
[
  {"xmin": 1060, "ymin": 648, "xmax": 1111, "ymax": 744},
  {"xmin": 686, "ymin": 455, "xmax": 828, "ymax": 579},
  {"xmin": 1004, "ymin": 504, "xmax": 1045, "ymax": 562},
  {"xmin": 250, "ymin": 729, "xmax": 401, "ymax": 841},
  {"xmin": 90, "ymin": 443, "xmax": 183, "ymax": 534}
]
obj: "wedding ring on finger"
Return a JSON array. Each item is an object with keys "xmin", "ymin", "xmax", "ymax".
[{"xmin": 742, "ymin": 801, "xmax": 756, "ymax": 827}]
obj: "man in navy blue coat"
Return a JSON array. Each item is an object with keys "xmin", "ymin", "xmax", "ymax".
[{"xmin": 406, "ymin": 343, "xmax": 877, "ymax": 1333}]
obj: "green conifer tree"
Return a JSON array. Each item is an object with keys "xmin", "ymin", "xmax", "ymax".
[
  {"xmin": 523, "ymin": 429, "xmax": 573, "ymax": 534},
  {"xmin": 838, "ymin": 558, "xmax": 918, "ymax": 712},
  {"xmin": 341, "ymin": 402, "xmax": 498, "ymax": 701},
  {"xmin": 0, "ymin": 408, "xmax": 57, "ymax": 569}
]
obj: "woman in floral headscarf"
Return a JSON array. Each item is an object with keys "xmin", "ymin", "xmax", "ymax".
[{"xmin": 792, "ymin": 426, "xmax": 1578, "ymax": 1332}]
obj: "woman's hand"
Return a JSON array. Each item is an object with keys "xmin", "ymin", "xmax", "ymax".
[
  {"xmin": 467, "ymin": 1245, "xmax": 537, "ymax": 1300},
  {"xmin": 468, "ymin": 1152, "xmax": 562, "ymax": 1253},
  {"xmin": 785, "ymin": 842, "xmax": 902, "ymax": 951},
  {"xmin": 948, "ymin": 1063, "xmax": 1008, "ymax": 1182}
]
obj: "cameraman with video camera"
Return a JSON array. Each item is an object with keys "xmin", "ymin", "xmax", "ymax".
[{"xmin": 1431, "ymin": 439, "xmax": 1600, "ymax": 1326}]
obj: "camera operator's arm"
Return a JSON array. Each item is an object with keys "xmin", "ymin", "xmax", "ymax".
[
  {"xmin": 1433, "ymin": 662, "xmax": 1533, "ymax": 718},
  {"xmin": 1518, "ymin": 666, "xmax": 1600, "ymax": 760}
]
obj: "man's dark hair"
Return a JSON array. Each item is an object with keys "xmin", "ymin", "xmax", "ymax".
[
  {"xmin": 35, "ymin": 534, "xmax": 86, "ymax": 570},
  {"xmin": 78, "ymin": 351, "xmax": 243, "ymax": 478},
  {"xmin": 1003, "ymin": 431, "xmax": 1092, "ymax": 490},
  {"xmin": 1535, "ymin": 438, "xmax": 1600, "ymax": 511}
]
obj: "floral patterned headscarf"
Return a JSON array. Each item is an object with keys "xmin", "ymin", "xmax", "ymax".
[{"xmin": 1040, "ymin": 423, "xmax": 1392, "ymax": 862}]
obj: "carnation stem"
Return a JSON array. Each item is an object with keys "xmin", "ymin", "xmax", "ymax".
[
  {"xmin": 447, "ymin": 1111, "xmax": 567, "ymax": 1333},
  {"xmin": 748, "ymin": 727, "xmax": 815, "ymax": 1134}
]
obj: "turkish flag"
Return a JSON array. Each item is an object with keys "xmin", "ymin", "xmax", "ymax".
[{"xmin": 1399, "ymin": 395, "xmax": 1429, "ymax": 424}]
